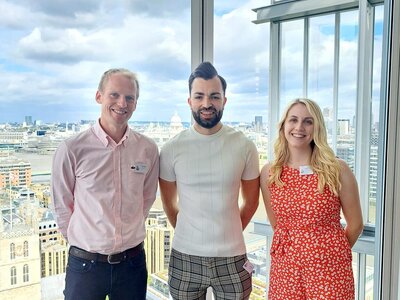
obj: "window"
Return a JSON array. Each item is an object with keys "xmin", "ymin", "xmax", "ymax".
[
  {"xmin": 10, "ymin": 267, "xmax": 17, "ymax": 285},
  {"xmin": 1, "ymin": 1, "xmax": 399, "ymax": 299},
  {"xmin": 23, "ymin": 241, "xmax": 29, "ymax": 257},
  {"xmin": 252, "ymin": 0, "xmax": 398, "ymax": 298},
  {"xmin": 23, "ymin": 264, "xmax": 29, "ymax": 282},
  {"xmin": 56, "ymin": 252, "xmax": 60, "ymax": 274},
  {"xmin": 41, "ymin": 253, "xmax": 46, "ymax": 278},
  {"xmin": 10, "ymin": 243, "xmax": 15, "ymax": 260}
]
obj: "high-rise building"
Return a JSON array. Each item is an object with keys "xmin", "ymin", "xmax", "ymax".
[
  {"xmin": 255, "ymin": 116, "xmax": 263, "ymax": 133},
  {"xmin": 24, "ymin": 116, "xmax": 33, "ymax": 126},
  {"xmin": 369, "ymin": 130, "xmax": 379, "ymax": 223},
  {"xmin": 145, "ymin": 209, "xmax": 174, "ymax": 274}
]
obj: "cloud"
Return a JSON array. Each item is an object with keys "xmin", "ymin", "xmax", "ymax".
[
  {"xmin": 125, "ymin": 0, "xmax": 190, "ymax": 17},
  {"xmin": 0, "ymin": 1, "xmax": 31, "ymax": 29},
  {"xmin": 0, "ymin": 0, "xmax": 270, "ymax": 123},
  {"xmin": 0, "ymin": 0, "xmax": 380, "ymax": 124},
  {"xmin": 18, "ymin": 28, "xmax": 96, "ymax": 64}
]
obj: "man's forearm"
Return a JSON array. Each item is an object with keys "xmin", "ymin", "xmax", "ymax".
[
  {"xmin": 163, "ymin": 204, "xmax": 179, "ymax": 228},
  {"xmin": 240, "ymin": 201, "xmax": 258, "ymax": 229}
]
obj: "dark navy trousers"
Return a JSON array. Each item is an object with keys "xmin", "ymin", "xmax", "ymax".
[{"xmin": 64, "ymin": 249, "xmax": 147, "ymax": 300}]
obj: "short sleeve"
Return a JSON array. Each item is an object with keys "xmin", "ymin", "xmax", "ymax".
[
  {"xmin": 242, "ymin": 139, "xmax": 260, "ymax": 180},
  {"xmin": 159, "ymin": 141, "xmax": 176, "ymax": 182}
]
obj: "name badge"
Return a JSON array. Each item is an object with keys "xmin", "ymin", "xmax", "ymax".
[
  {"xmin": 131, "ymin": 163, "xmax": 147, "ymax": 174},
  {"xmin": 299, "ymin": 165, "xmax": 313, "ymax": 175},
  {"xmin": 243, "ymin": 260, "xmax": 254, "ymax": 274}
]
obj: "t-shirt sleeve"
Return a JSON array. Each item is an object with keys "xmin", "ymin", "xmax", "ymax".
[
  {"xmin": 242, "ymin": 139, "xmax": 260, "ymax": 180},
  {"xmin": 159, "ymin": 141, "xmax": 176, "ymax": 181}
]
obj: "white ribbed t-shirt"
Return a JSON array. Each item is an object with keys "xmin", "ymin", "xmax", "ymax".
[{"xmin": 160, "ymin": 125, "xmax": 259, "ymax": 257}]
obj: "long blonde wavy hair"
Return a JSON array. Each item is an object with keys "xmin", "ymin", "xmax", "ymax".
[{"xmin": 268, "ymin": 98, "xmax": 342, "ymax": 195}]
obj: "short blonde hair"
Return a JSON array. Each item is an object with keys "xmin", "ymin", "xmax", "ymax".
[
  {"xmin": 268, "ymin": 98, "xmax": 341, "ymax": 195},
  {"xmin": 98, "ymin": 68, "xmax": 139, "ymax": 99}
]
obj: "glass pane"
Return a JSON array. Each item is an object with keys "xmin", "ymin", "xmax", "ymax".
[
  {"xmin": 352, "ymin": 252, "xmax": 359, "ymax": 299},
  {"xmin": 280, "ymin": 19, "xmax": 304, "ymax": 112},
  {"xmin": 215, "ymin": 1, "xmax": 269, "ymax": 298},
  {"xmin": 337, "ymin": 10, "xmax": 358, "ymax": 170},
  {"xmin": 308, "ymin": 14, "xmax": 335, "ymax": 104},
  {"xmin": 0, "ymin": 1, "xmax": 191, "ymax": 299},
  {"xmin": 308, "ymin": 14, "xmax": 336, "ymax": 148},
  {"xmin": 366, "ymin": 254, "xmax": 375, "ymax": 299}
]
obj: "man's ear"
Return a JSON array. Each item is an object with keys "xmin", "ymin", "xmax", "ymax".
[{"xmin": 95, "ymin": 90, "xmax": 102, "ymax": 104}]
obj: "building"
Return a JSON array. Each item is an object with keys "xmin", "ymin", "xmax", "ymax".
[
  {"xmin": 38, "ymin": 210, "xmax": 68, "ymax": 278},
  {"xmin": 145, "ymin": 209, "xmax": 174, "ymax": 274},
  {"xmin": 0, "ymin": 223, "xmax": 41, "ymax": 300},
  {"xmin": 24, "ymin": 116, "xmax": 33, "ymax": 126},
  {"xmin": 0, "ymin": 157, "xmax": 32, "ymax": 189},
  {"xmin": 338, "ymin": 119, "xmax": 351, "ymax": 135},
  {"xmin": 254, "ymin": 115, "xmax": 263, "ymax": 132},
  {"xmin": 0, "ymin": 131, "xmax": 27, "ymax": 148},
  {"xmin": 40, "ymin": 243, "xmax": 67, "ymax": 278}
]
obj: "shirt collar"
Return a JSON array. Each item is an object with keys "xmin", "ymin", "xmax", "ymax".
[{"xmin": 93, "ymin": 119, "xmax": 130, "ymax": 147}]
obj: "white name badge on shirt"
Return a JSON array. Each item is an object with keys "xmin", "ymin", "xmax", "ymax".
[
  {"xmin": 131, "ymin": 163, "xmax": 148, "ymax": 174},
  {"xmin": 299, "ymin": 165, "xmax": 313, "ymax": 175}
]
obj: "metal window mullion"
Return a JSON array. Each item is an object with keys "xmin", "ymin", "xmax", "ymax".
[
  {"xmin": 191, "ymin": 0, "xmax": 213, "ymax": 125},
  {"xmin": 253, "ymin": 0, "xmax": 360, "ymax": 24},
  {"xmin": 358, "ymin": 253, "xmax": 367, "ymax": 300},
  {"xmin": 352, "ymin": 4, "xmax": 375, "ymax": 297},
  {"xmin": 303, "ymin": 18, "xmax": 309, "ymax": 97},
  {"xmin": 378, "ymin": 0, "xmax": 400, "ymax": 298},
  {"xmin": 202, "ymin": 0, "xmax": 213, "ymax": 63},
  {"xmin": 354, "ymin": 2, "xmax": 373, "ymax": 293},
  {"xmin": 332, "ymin": 12, "xmax": 340, "ymax": 153},
  {"xmin": 268, "ymin": 21, "xmax": 281, "ymax": 162},
  {"xmin": 191, "ymin": 0, "xmax": 213, "ymax": 69},
  {"xmin": 374, "ymin": 2, "xmax": 386, "ymax": 297},
  {"xmin": 355, "ymin": 0, "xmax": 373, "ymax": 224}
]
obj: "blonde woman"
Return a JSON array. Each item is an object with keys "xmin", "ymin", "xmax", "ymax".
[{"xmin": 260, "ymin": 98, "xmax": 363, "ymax": 299}]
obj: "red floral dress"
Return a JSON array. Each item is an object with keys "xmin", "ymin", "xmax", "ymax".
[{"xmin": 268, "ymin": 166, "xmax": 355, "ymax": 300}]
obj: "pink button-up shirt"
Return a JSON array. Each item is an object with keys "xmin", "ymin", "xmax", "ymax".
[{"xmin": 51, "ymin": 121, "xmax": 159, "ymax": 254}]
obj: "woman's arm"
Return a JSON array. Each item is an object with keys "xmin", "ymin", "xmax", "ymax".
[{"xmin": 338, "ymin": 159, "xmax": 364, "ymax": 247}]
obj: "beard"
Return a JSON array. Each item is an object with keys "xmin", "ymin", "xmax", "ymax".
[{"xmin": 192, "ymin": 107, "xmax": 223, "ymax": 129}]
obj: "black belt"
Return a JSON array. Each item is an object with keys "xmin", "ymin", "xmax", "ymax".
[{"xmin": 69, "ymin": 242, "xmax": 144, "ymax": 264}]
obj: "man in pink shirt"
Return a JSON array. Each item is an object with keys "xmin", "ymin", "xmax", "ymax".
[{"xmin": 51, "ymin": 68, "xmax": 159, "ymax": 300}]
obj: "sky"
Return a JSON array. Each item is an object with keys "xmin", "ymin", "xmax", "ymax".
[
  {"xmin": 0, "ymin": 0, "xmax": 383, "ymax": 124},
  {"xmin": 0, "ymin": 0, "xmax": 269, "ymax": 124}
]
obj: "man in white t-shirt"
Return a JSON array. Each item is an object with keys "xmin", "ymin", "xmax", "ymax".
[{"xmin": 159, "ymin": 61, "xmax": 260, "ymax": 300}]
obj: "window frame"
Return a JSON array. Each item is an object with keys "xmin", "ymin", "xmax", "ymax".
[{"xmin": 250, "ymin": 0, "xmax": 400, "ymax": 298}]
